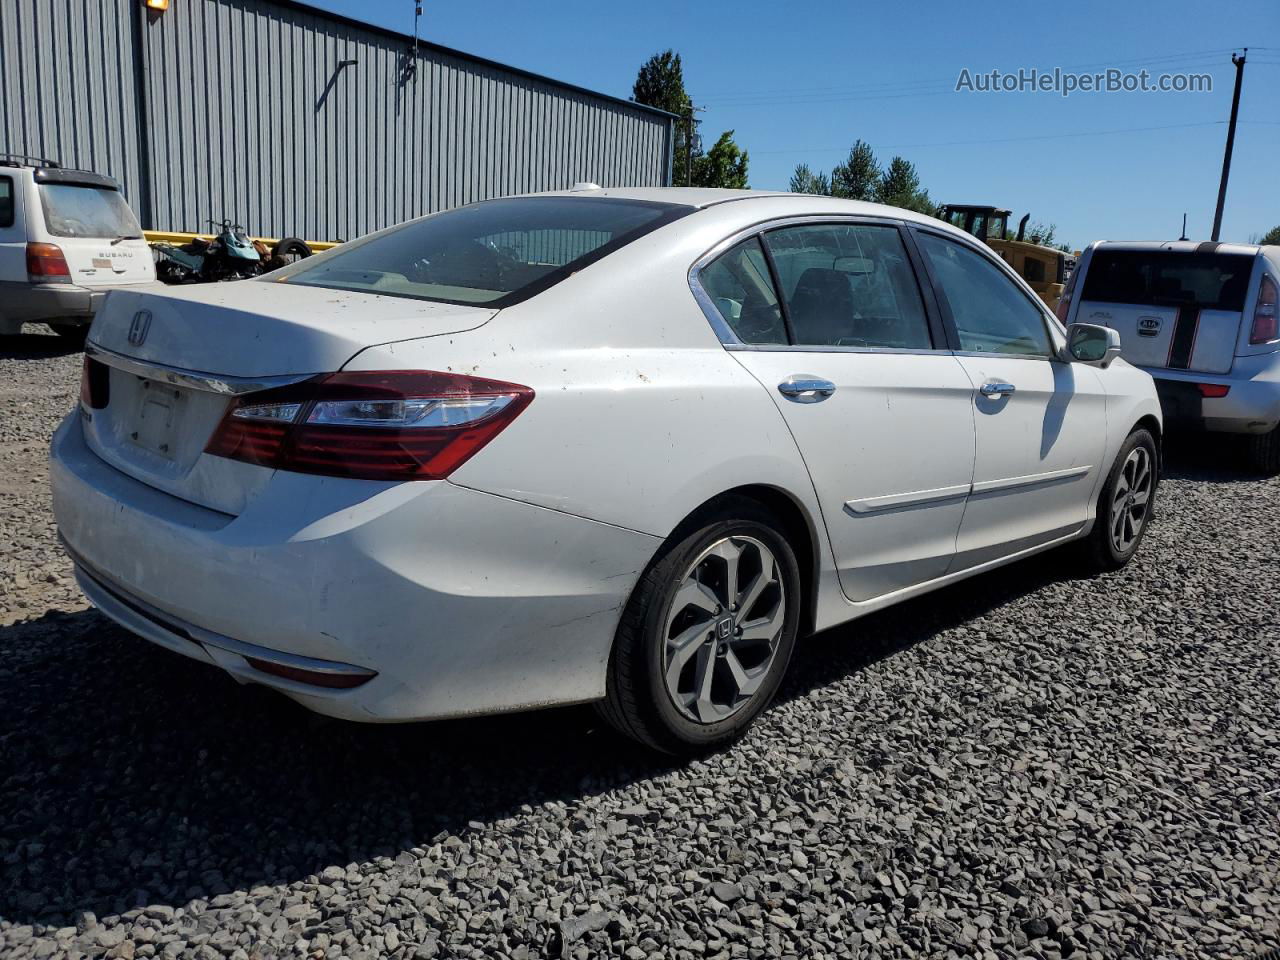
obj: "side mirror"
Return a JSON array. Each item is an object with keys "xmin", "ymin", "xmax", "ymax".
[{"xmin": 1064, "ymin": 322, "xmax": 1122, "ymax": 369}]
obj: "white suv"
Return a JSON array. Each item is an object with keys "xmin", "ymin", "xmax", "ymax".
[
  {"xmin": 0, "ymin": 155, "xmax": 155, "ymax": 340},
  {"xmin": 1060, "ymin": 240, "xmax": 1280, "ymax": 472}
]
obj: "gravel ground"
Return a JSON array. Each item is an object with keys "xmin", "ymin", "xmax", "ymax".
[{"xmin": 1, "ymin": 325, "xmax": 1277, "ymax": 960}]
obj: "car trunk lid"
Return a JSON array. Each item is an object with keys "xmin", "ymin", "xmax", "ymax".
[
  {"xmin": 33, "ymin": 179, "xmax": 155, "ymax": 286},
  {"xmin": 1076, "ymin": 248, "xmax": 1254, "ymax": 375},
  {"xmin": 81, "ymin": 282, "xmax": 497, "ymax": 514}
]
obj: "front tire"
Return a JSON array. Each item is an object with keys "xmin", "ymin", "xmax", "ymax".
[
  {"xmin": 1082, "ymin": 428, "xmax": 1158, "ymax": 572},
  {"xmin": 597, "ymin": 498, "xmax": 802, "ymax": 755}
]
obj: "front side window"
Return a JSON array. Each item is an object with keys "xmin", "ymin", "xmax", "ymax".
[
  {"xmin": 917, "ymin": 232, "xmax": 1053, "ymax": 357},
  {"xmin": 278, "ymin": 196, "xmax": 691, "ymax": 307},
  {"xmin": 698, "ymin": 237, "xmax": 786, "ymax": 344},
  {"xmin": 764, "ymin": 223, "xmax": 932, "ymax": 349},
  {"xmin": 38, "ymin": 184, "xmax": 141, "ymax": 239},
  {"xmin": 0, "ymin": 177, "xmax": 13, "ymax": 228}
]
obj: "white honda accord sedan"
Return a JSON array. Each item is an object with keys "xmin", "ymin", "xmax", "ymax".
[{"xmin": 51, "ymin": 188, "xmax": 1161, "ymax": 753}]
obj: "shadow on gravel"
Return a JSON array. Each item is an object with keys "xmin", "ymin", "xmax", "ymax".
[
  {"xmin": 1160, "ymin": 432, "xmax": 1269, "ymax": 483},
  {"xmin": 0, "ymin": 331, "xmax": 82, "ymax": 360},
  {"xmin": 0, "ymin": 547, "xmax": 1089, "ymax": 926}
]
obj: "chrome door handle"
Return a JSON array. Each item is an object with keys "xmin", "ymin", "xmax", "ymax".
[
  {"xmin": 778, "ymin": 377, "xmax": 836, "ymax": 403},
  {"xmin": 979, "ymin": 381, "xmax": 1016, "ymax": 398}
]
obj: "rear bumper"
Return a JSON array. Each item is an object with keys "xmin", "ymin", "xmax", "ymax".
[
  {"xmin": 0, "ymin": 281, "xmax": 102, "ymax": 326},
  {"xmin": 50, "ymin": 410, "xmax": 658, "ymax": 722},
  {"xmin": 1146, "ymin": 356, "xmax": 1280, "ymax": 435}
]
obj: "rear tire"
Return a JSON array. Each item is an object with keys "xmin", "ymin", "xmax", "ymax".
[
  {"xmin": 597, "ymin": 497, "xmax": 802, "ymax": 755},
  {"xmin": 271, "ymin": 237, "xmax": 311, "ymax": 264},
  {"xmin": 1081, "ymin": 428, "xmax": 1158, "ymax": 572},
  {"xmin": 1246, "ymin": 425, "xmax": 1280, "ymax": 475},
  {"xmin": 49, "ymin": 323, "xmax": 88, "ymax": 345}
]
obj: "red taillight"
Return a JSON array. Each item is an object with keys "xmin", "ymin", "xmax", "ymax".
[
  {"xmin": 80, "ymin": 356, "xmax": 110, "ymax": 409},
  {"xmin": 1250, "ymin": 275, "xmax": 1278, "ymax": 344},
  {"xmin": 1196, "ymin": 383, "xmax": 1230, "ymax": 399},
  {"xmin": 205, "ymin": 370, "xmax": 534, "ymax": 481},
  {"xmin": 26, "ymin": 242, "xmax": 71, "ymax": 281},
  {"xmin": 1055, "ymin": 291, "xmax": 1072, "ymax": 325}
]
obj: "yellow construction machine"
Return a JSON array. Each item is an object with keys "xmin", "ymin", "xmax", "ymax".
[{"xmin": 937, "ymin": 204, "xmax": 1075, "ymax": 312}]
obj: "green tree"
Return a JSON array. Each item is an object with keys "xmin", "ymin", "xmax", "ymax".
[
  {"xmin": 875, "ymin": 156, "xmax": 933, "ymax": 214},
  {"xmin": 1261, "ymin": 225, "xmax": 1280, "ymax": 245},
  {"xmin": 789, "ymin": 163, "xmax": 830, "ymax": 195},
  {"xmin": 632, "ymin": 50, "xmax": 695, "ymax": 186},
  {"xmin": 691, "ymin": 130, "xmax": 749, "ymax": 189},
  {"xmin": 830, "ymin": 140, "xmax": 880, "ymax": 201}
]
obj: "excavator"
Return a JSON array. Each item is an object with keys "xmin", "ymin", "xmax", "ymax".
[{"xmin": 937, "ymin": 204, "xmax": 1076, "ymax": 312}]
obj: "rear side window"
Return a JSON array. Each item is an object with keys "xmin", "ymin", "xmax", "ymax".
[
  {"xmin": 0, "ymin": 177, "xmax": 12, "ymax": 227},
  {"xmin": 764, "ymin": 223, "xmax": 932, "ymax": 349},
  {"xmin": 698, "ymin": 237, "xmax": 787, "ymax": 345},
  {"xmin": 917, "ymin": 232, "xmax": 1053, "ymax": 357},
  {"xmin": 278, "ymin": 196, "xmax": 692, "ymax": 307},
  {"xmin": 1081, "ymin": 250, "xmax": 1254, "ymax": 311}
]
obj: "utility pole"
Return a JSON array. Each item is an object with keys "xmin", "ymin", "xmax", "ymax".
[{"xmin": 1211, "ymin": 49, "xmax": 1247, "ymax": 242}]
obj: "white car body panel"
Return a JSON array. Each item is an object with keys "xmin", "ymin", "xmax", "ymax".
[
  {"xmin": 950, "ymin": 354, "xmax": 1108, "ymax": 569},
  {"xmin": 50, "ymin": 188, "xmax": 1163, "ymax": 722}
]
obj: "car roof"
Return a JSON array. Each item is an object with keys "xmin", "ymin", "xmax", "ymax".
[
  {"xmin": 1090, "ymin": 239, "xmax": 1263, "ymax": 257},
  {"xmin": 525, "ymin": 185, "xmax": 953, "ymax": 228}
]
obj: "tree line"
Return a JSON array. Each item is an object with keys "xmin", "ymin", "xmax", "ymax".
[{"xmin": 631, "ymin": 50, "xmax": 748, "ymax": 189}]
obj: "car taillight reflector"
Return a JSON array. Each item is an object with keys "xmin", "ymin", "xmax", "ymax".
[
  {"xmin": 1249, "ymin": 275, "xmax": 1278, "ymax": 344},
  {"xmin": 204, "ymin": 370, "xmax": 534, "ymax": 481},
  {"xmin": 244, "ymin": 656, "xmax": 376, "ymax": 689},
  {"xmin": 80, "ymin": 356, "xmax": 110, "ymax": 409},
  {"xmin": 26, "ymin": 242, "xmax": 71, "ymax": 281},
  {"xmin": 1196, "ymin": 383, "xmax": 1230, "ymax": 399}
]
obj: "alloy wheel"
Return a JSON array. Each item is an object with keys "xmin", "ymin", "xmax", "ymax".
[
  {"xmin": 1110, "ymin": 445, "xmax": 1153, "ymax": 554},
  {"xmin": 662, "ymin": 535, "xmax": 786, "ymax": 724}
]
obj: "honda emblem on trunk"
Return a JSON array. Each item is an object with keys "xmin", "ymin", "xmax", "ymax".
[{"xmin": 127, "ymin": 310, "xmax": 152, "ymax": 346}]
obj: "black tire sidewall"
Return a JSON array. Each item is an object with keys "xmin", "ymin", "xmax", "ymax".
[
  {"xmin": 634, "ymin": 507, "xmax": 801, "ymax": 749},
  {"xmin": 1097, "ymin": 428, "xmax": 1158, "ymax": 566}
]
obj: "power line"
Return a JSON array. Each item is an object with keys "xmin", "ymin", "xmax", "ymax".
[{"xmin": 751, "ymin": 119, "xmax": 1274, "ymax": 155}]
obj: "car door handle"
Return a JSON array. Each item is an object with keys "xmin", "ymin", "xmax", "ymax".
[
  {"xmin": 778, "ymin": 377, "xmax": 836, "ymax": 403},
  {"xmin": 979, "ymin": 381, "xmax": 1016, "ymax": 398}
]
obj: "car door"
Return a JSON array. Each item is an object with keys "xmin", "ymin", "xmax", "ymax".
[
  {"xmin": 692, "ymin": 218, "xmax": 976, "ymax": 603},
  {"xmin": 912, "ymin": 228, "xmax": 1107, "ymax": 569}
]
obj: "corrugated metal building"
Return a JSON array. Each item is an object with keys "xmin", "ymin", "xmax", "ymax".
[{"xmin": 0, "ymin": 0, "xmax": 675, "ymax": 240}]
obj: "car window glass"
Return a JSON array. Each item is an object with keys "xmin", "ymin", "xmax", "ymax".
[
  {"xmin": 698, "ymin": 237, "xmax": 786, "ymax": 344},
  {"xmin": 917, "ymin": 232, "xmax": 1053, "ymax": 356},
  {"xmin": 38, "ymin": 184, "xmax": 141, "ymax": 239},
  {"xmin": 764, "ymin": 223, "xmax": 932, "ymax": 349},
  {"xmin": 280, "ymin": 196, "xmax": 690, "ymax": 307},
  {"xmin": 1080, "ymin": 249, "xmax": 1254, "ymax": 311},
  {"xmin": 0, "ymin": 177, "xmax": 13, "ymax": 228}
]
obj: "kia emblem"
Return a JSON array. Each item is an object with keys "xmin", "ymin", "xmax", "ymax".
[
  {"xmin": 1137, "ymin": 316, "xmax": 1161, "ymax": 337},
  {"xmin": 127, "ymin": 310, "xmax": 152, "ymax": 346}
]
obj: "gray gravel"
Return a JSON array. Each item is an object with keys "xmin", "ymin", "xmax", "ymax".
[{"xmin": 1, "ymin": 325, "xmax": 1278, "ymax": 959}]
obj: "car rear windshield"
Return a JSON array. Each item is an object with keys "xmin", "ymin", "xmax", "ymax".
[
  {"xmin": 1081, "ymin": 250, "xmax": 1254, "ymax": 311},
  {"xmin": 38, "ymin": 184, "xmax": 142, "ymax": 239},
  {"xmin": 278, "ymin": 196, "xmax": 693, "ymax": 307}
]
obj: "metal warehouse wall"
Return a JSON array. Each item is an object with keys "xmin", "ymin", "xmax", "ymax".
[{"xmin": 1, "ymin": 0, "xmax": 674, "ymax": 240}]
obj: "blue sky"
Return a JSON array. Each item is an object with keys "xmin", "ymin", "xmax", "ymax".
[{"xmin": 310, "ymin": 0, "xmax": 1279, "ymax": 250}]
